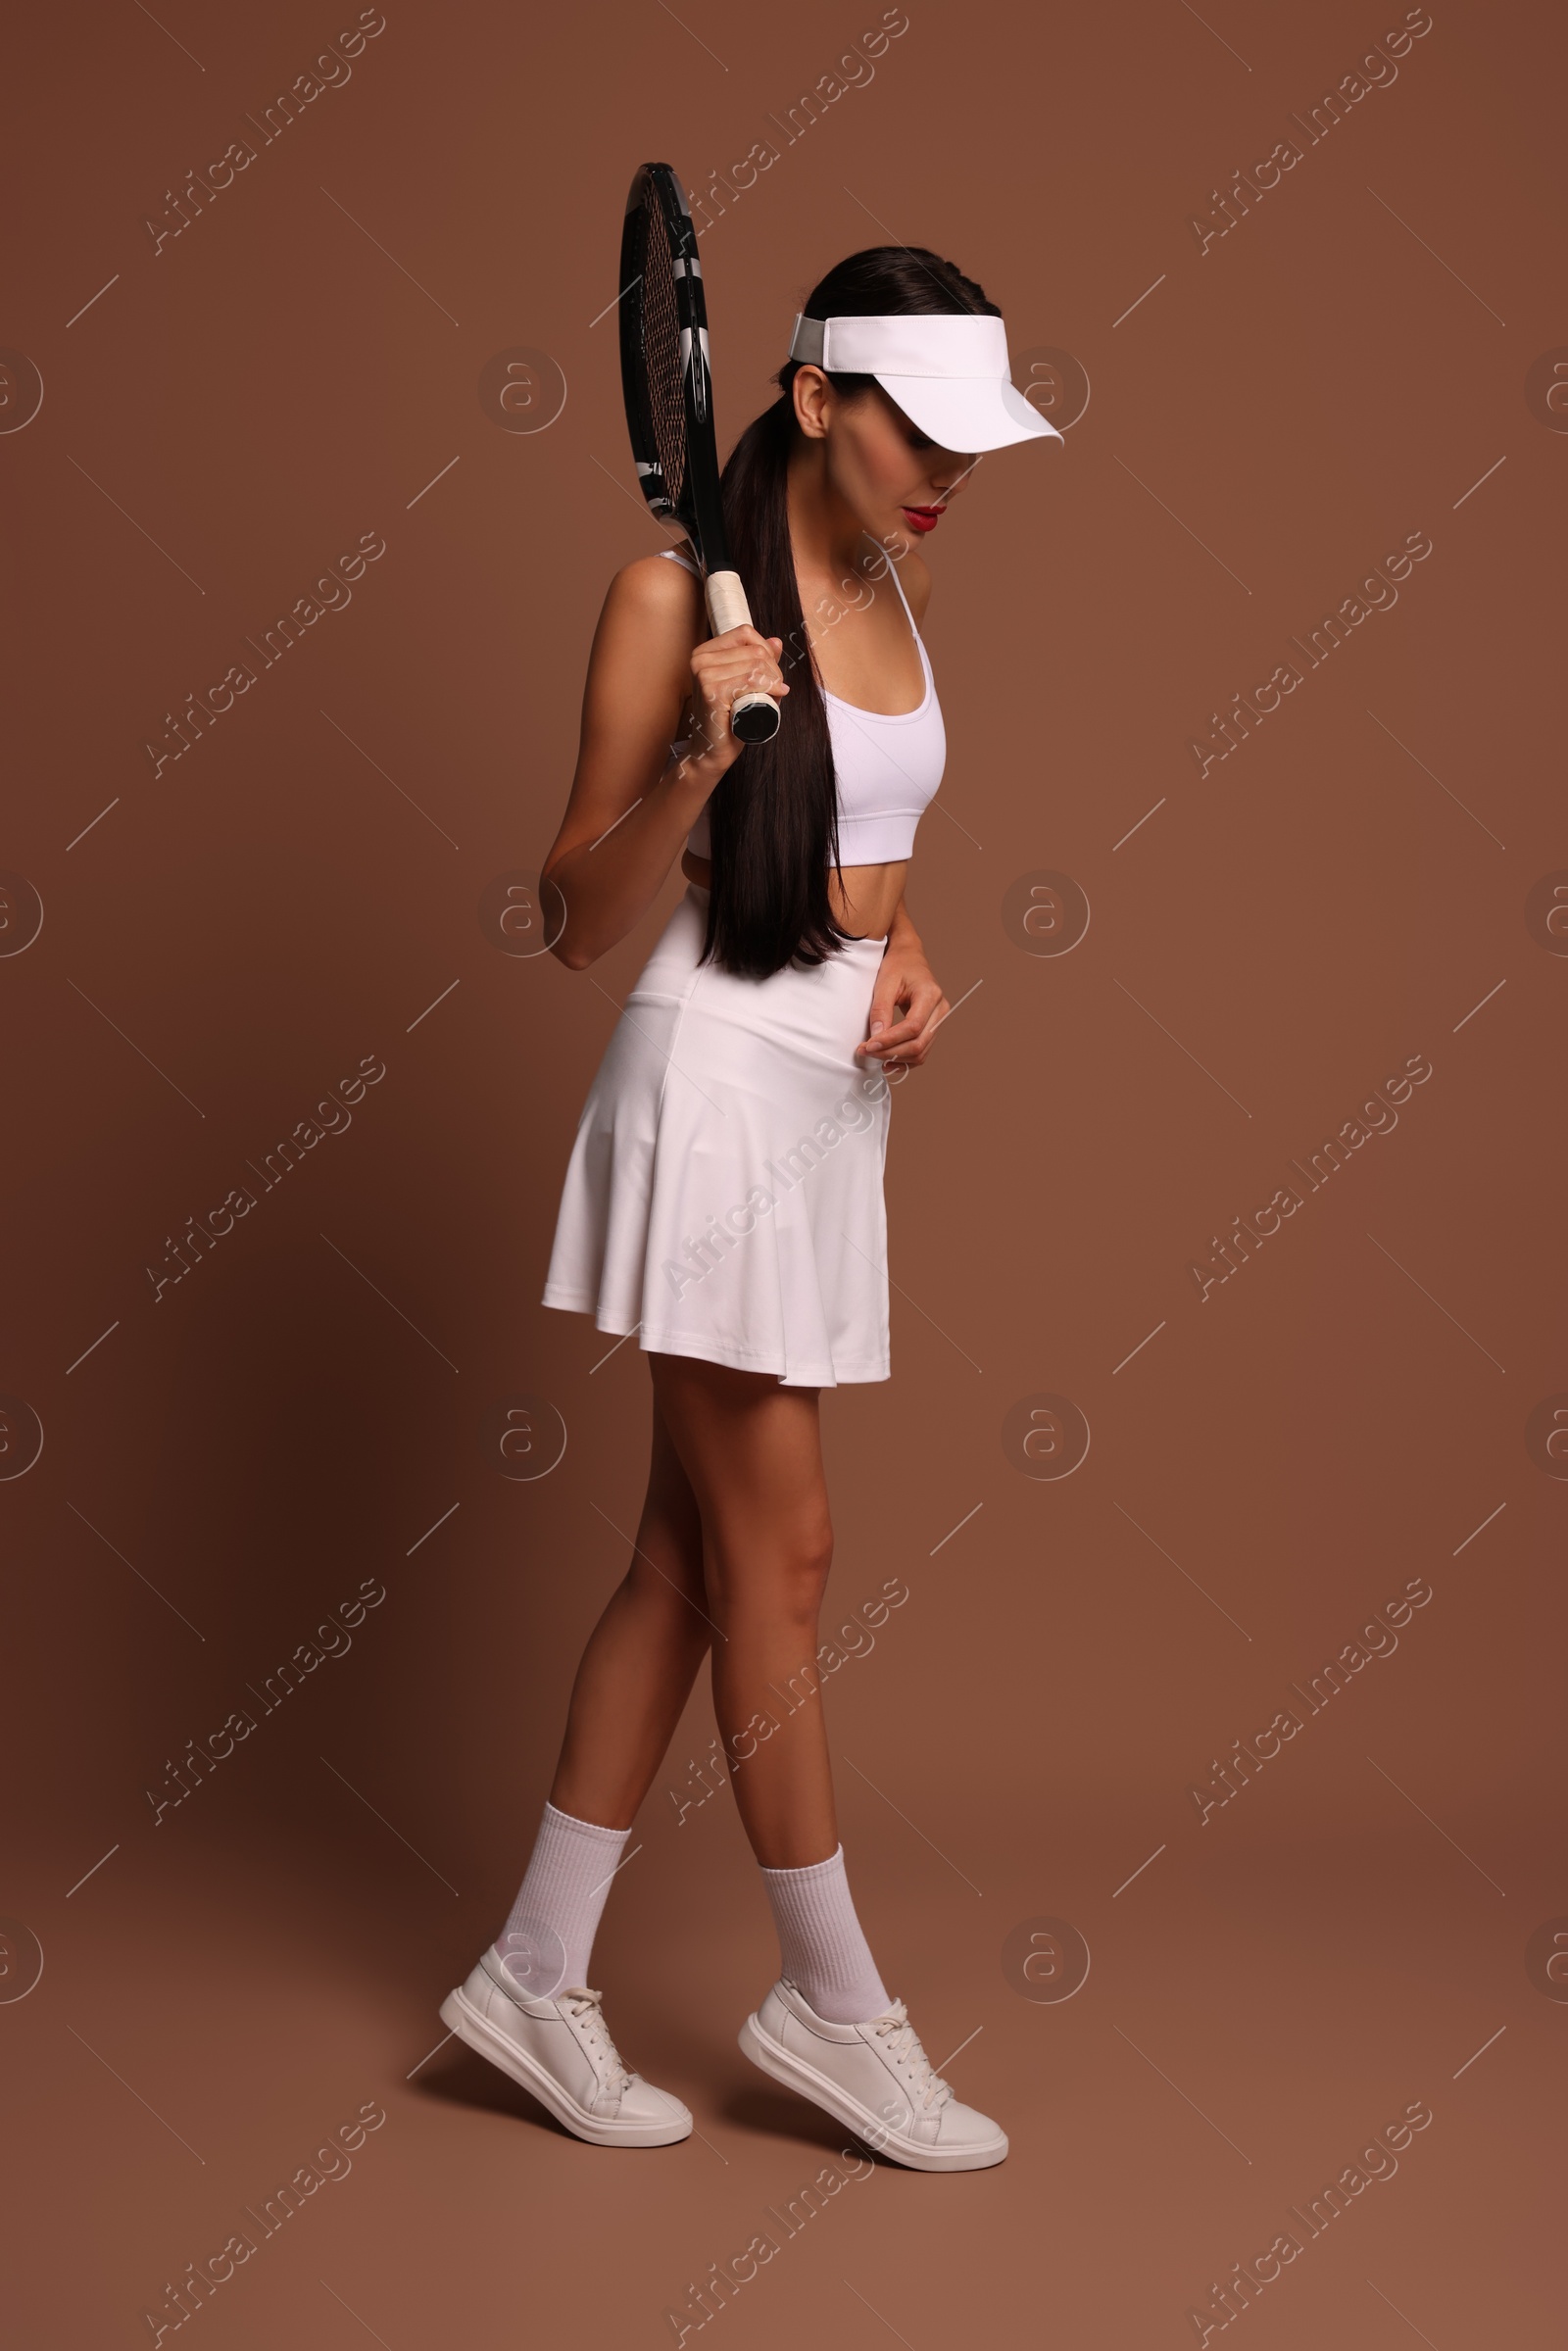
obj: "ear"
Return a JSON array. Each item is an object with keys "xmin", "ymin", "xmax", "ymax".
[{"xmin": 792, "ymin": 365, "xmax": 832, "ymax": 440}]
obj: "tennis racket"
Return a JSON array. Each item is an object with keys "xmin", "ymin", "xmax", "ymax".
[{"xmin": 617, "ymin": 162, "xmax": 782, "ymax": 747}]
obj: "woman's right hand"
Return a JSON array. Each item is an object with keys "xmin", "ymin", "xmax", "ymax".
[{"xmin": 685, "ymin": 626, "xmax": 788, "ymax": 773}]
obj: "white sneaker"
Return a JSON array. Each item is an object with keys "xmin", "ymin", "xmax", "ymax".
[
  {"xmin": 440, "ymin": 1947, "xmax": 691, "ymax": 2147},
  {"xmin": 739, "ymin": 1979, "xmax": 1007, "ymax": 2172}
]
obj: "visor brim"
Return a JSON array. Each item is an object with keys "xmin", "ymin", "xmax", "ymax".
[{"xmin": 874, "ymin": 371, "xmax": 1063, "ymax": 455}]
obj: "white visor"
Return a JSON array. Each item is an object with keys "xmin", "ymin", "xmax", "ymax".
[{"xmin": 787, "ymin": 313, "xmax": 1061, "ymax": 455}]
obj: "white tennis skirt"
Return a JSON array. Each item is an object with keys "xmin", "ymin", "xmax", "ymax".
[{"xmin": 542, "ymin": 884, "xmax": 893, "ymax": 1386}]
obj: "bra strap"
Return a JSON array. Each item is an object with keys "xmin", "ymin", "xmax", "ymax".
[
  {"xmin": 877, "ymin": 542, "xmax": 930, "ymax": 674},
  {"xmin": 879, "ymin": 542, "xmax": 922, "ymax": 629}
]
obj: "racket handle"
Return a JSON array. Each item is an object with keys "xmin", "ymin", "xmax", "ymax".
[{"xmin": 705, "ymin": 569, "xmax": 782, "ymax": 745}]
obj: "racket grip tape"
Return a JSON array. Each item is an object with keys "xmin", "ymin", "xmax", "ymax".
[{"xmin": 705, "ymin": 569, "xmax": 781, "ymax": 744}]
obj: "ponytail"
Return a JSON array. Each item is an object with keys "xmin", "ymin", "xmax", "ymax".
[{"xmin": 702, "ymin": 397, "xmax": 845, "ymax": 979}]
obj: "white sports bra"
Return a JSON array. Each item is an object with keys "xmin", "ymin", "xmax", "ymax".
[{"xmin": 660, "ymin": 543, "xmax": 946, "ymax": 864}]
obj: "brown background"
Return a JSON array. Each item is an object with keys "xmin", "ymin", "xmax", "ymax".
[{"xmin": 3, "ymin": 0, "xmax": 1564, "ymax": 2342}]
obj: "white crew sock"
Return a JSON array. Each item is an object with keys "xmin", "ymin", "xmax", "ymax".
[
  {"xmin": 760, "ymin": 1844, "xmax": 892, "ymax": 2024},
  {"xmin": 495, "ymin": 1801, "xmax": 629, "ymax": 1999}
]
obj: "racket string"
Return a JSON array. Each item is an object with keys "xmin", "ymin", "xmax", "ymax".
[{"xmin": 638, "ymin": 205, "xmax": 688, "ymax": 519}]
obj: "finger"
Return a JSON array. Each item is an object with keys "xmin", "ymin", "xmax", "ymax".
[
  {"xmin": 693, "ymin": 645, "xmax": 775, "ymax": 680},
  {"xmin": 697, "ymin": 629, "xmax": 775, "ymax": 656},
  {"xmin": 904, "ymin": 1007, "xmax": 950, "ymax": 1063},
  {"xmin": 873, "ymin": 999, "xmax": 948, "ymax": 1065},
  {"xmin": 881, "ymin": 1000, "xmax": 937, "ymax": 1045},
  {"xmin": 868, "ymin": 965, "xmax": 918, "ymax": 1024},
  {"xmin": 859, "ymin": 1012, "xmax": 923, "ymax": 1053},
  {"xmin": 903, "ymin": 983, "xmax": 945, "ymax": 1022},
  {"xmin": 906, "ymin": 1005, "xmax": 949, "ymax": 1057},
  {"xmin": 695, "ymin": 648, "xmax": 784, "ymax": 680},
  {"xmin": 697, "ymin": 653, "xmax": 789, "ymax": 695}
]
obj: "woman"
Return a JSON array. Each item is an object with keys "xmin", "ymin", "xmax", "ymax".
[{"xmin": 442, "ymin": 246, "xmax": 1059, "ymax": 2169}]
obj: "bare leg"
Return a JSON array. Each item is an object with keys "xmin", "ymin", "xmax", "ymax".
[
  {"xmin": 649, "ymin": 1352, "xmax": 838, "ymax": 1869},
  {"xmin": 485, "ymin": 1355, "xmax": 1005, "ymax": 2170},
  {"xmin": 549, "ymin": 1392, "xmax": 712, "ymax": 1830},
  {"xmin": 448, "ymin": 1405, "xmax": 703, "ymax": 2143}
]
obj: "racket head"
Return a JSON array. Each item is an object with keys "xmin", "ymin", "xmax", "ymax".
[{"xmin": 618, "ymin": 164, "xmax": 730, "ymax": 573}]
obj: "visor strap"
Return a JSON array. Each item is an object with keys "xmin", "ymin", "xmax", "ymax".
[{"xmin": 787, "ymin": 314, "xmax": 825, "ymax": 367}]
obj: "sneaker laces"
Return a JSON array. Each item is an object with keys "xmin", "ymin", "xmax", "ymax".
[
  {"xmin": 870, "ymin": 2000, "xmax": 952, "ymax": 2113},
  {"xmin": 559, "ymin": 1987, "xmax": 634, "ymax": 2091}
]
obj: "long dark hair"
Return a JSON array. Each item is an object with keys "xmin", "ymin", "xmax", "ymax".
[{"xmin": 701, "ymin": 246, "xmax": 1001, "ymax": 981}]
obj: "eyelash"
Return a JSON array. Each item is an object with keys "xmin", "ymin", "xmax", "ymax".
[{"xmin": 906, "ymin": 428, "xmax": 935, "ymax": 453}]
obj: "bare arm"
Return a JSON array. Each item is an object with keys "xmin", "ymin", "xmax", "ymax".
[
  {"xmin": 854, "ymin": 884, "xmax": 951, "ymax": 1071},
  {"xmin": 540, "ymin": 554, "xmax": 787, "ymax": 969},
  {"xmin": 847, "ymin": 550, "xmax": 947, "ymax": 1069}
]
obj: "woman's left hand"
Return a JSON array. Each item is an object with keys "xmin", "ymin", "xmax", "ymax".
[{"xmin": 855, "ymin": 939, "xmax": 950, "ymax": 1072}]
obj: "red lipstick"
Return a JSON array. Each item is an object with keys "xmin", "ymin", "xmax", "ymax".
[{"xmin": 901, "ymin": 506, "xmax": 942, "ymax": 534}]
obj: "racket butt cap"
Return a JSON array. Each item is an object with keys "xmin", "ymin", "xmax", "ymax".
[{"xmin": 731, "ymin": 694, "xmax": 782, "ymax": 745}]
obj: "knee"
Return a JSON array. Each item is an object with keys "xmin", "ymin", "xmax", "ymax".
[
  {"xmin": 784, "ymin": 1514, "xmax": 834, "ymax": 1615},
  {"xmin": 711, "ymin": 1514, "xmax": 833, "ymax": 1626}
]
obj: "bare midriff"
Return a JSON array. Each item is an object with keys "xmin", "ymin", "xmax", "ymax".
[{"xmin": 680, "ymin": 851, "xmax": 906, "ymax": 945}]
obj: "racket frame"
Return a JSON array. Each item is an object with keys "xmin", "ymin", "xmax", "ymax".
[{"xmin": 618, "ymin": 164, "xmax": 780, "ymax": 746}]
